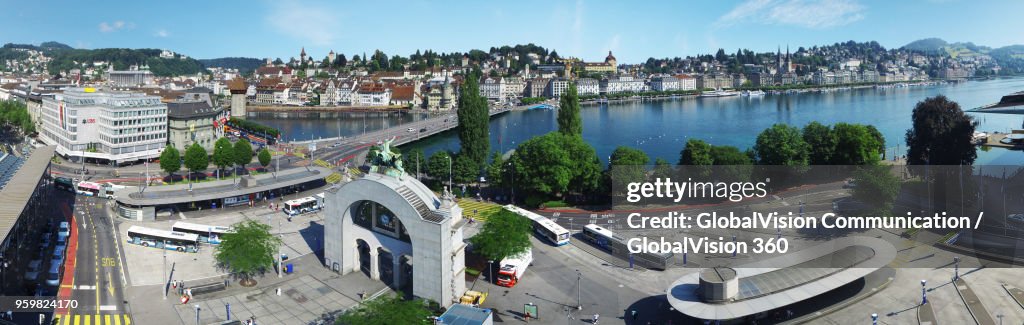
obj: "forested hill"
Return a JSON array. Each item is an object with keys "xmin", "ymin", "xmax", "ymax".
[
  {"xmin": 198, "ymin": 57, "xmax": 264, "ymax": 74},
  {"xmin": 46, "ymin": 48, "xmax": 206, "ymax": 76}
]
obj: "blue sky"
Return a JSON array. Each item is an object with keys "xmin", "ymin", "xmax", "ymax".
[{"xmin": 1, "ymin": 0, "xmax": 1022, "ymax": 63}]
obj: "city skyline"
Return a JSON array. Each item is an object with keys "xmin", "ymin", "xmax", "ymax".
[{"xmin": 1, "ymin": 0, "xmax": 1022, "ymax": 63}]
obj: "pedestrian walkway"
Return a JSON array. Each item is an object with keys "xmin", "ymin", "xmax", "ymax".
[
  {"xmin": 919, "ymin": 302, "xmax": 937, "ymax": 325},
  {"xmin": 954, "ymin": 278, "xmax": 996, "ymax": 325},
  {"xmin": 53, "ymin": 314, "xmax": 132, "ymax": 325},
  {"xmin": 1004, "ymin": 284, "xmax": 1024, "ymax": 310}
]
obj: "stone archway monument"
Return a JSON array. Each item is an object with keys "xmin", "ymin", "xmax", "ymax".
[{"xmin": 324, "ymin": 141, "xmax": 467, "ymax": 306}]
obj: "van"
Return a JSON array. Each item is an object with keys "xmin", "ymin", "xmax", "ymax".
[{"xmin": 45, "ymin": 263, "xmax": 63, "ymax": 286}]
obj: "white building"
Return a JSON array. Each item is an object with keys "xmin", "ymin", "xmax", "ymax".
[
  {"xmin": 576, "ymin": 78, "xmax": 600, "ymax": 96},
  {"xmin": 601, "ymin": 75, "xmax": 645, "ymax": 94},
  {"xmin": 357, "ymin": 83, "xmax": 392, "ymax": 106},
  {"xmin": 39, "ymin": 88, "xmax": 167, "ymax": 164},
  {"xmin": 675, "ymin": 74, "xmax": 697, "ymax": 91},
  {"xmin": 549, "ymin": 78, "xmax": 569, "ymax": 98},
  {"xmin": 650, "ymin": 76, "xmax": 680, "ymax": 92},
  {"xmin": 479, "ymin": 77, "xmax": 501, "ymax": 101}
]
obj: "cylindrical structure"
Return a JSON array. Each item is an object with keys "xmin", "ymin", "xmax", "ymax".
[{"xmin": 699, "ymin": 267, "xmax": 738, "ymax": 302}]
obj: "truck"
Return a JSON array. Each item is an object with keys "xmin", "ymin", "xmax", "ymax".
[{"xmin": 495, "ymin": 249, "xmax": 533, "ymax": 287}]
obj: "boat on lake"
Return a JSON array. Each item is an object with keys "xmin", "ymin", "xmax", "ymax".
[
  {"xmin": 741, "ymin": 90, "xmax": 766, "ymax": 96},
  {"xmin": 700, "ymin": 89, "xmax": 740, "ymax": 97}
]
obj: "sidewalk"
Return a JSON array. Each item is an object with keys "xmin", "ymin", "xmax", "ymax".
[
  {"xmin": 954, "ymin": 278, "xmax": 996, "ymax": 325},
  {"xmin": 126, "ymin": 253, "xmax": 388, "ymax": 325}
]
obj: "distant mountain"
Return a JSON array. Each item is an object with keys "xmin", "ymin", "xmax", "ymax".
[
  {"xmin": 901, "ymin": 38, "xmax": 949, "ymax": 53},
  {"xmin": 48, "ymin": 48, "xmax": 206, "ymax": 77},
  {"xmin": 39, "ymin": 41, "xmax": 72, "ymax": 50},
  {"xmin": 198, "ymin": 57, "xmax": 264, "ymax": 74}
]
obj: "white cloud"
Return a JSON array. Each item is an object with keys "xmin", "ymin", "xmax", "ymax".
[
  {"xmin": 716, "ymin": 0, "xmax": 865, "ymax": 29},
  {"xmin": 266, "ymin": 1, "xmax": 340, "ymax": 47},
  {"xmin": 98, "ymin": 20, "xmax": 133, "ymax": 33},
  {"xmin": 155, "ymin": 29, "xmax": 170, "ymax": 38}
]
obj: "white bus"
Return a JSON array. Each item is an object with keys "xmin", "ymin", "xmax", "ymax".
[
  {"xmin": 283, "ymin": 195, "xmax": 322, "ymax": 216},
  {"xmin": 76, "ymin": 181, "xmax": 102, "ymax": 197},
  {"xmin": 125, "ymin": 225, "xmax": 199, "ymax": 253},
  {"xmin": 171, "ymin": 222, "xmax": 234, "ymax": 245},
  {"xmin": 503, "ymin": 205, "xmax": 570, "ymax": 246}
]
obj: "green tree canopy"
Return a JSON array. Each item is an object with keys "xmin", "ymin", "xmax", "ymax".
[
  {"xmin": 457, "ymin": 73, "xmax": 490, "ymax": 173},
  {"xmin": 0, "ymin": 100, "xmax": 35, "ymax": 134},
  {"xmin": 485, "ymin": 151, "xmax": 505, "ymax": 189},
  {"xmin": 557, "ymin": 82, "xmax": 582, "ymax": 136},
  {"xmin": 334, "ymin": 294, "xmax": 436, "ymax": 325},
  {"xmin": 831, "ymin": 123, "xmax": 883, "ymax": 165},
  {"xmin": 905, "ymin": 96, "xmax": 976, "ymax": 165},
  {"xmin": 679, "ymin": 139, "xmax": 714, "ymax": 165},
  {"xmin": 608, "ymin": 146, "xmax": 649, "ymax": 195},
  {"xmin": 851, "ymin": 165, "xmax": 901, "ymax": 217},
  {"xmin": 426, "ymin": 151, "xmax": 452, "ymax": 189},
  {"xmin": 802, "ymin": 121, "xmax": 836, "ymax": 165},
  {"xmin": 159, "ymin": 145, "xmax": 181, "ymax": 176},
  {"xmin": 214, "ymin": 219, "xmax": 282, "ymax": 285},
  {"xmin": 213, "ymin": 137, "xmax": 234, "ymax": 176},
  {"xmin": 184, "ymin": 143, "xmax": 209, "ymax": 173},
  {"xmin": 468, "ymin": 209, "xmax": 532, "ymax": 261},
  {"xmin": 258, "ymin": 148, "xmax": 272, "ymax": 168},
  {"xmin": 233, "ymin": 138, "xmax": 254, "ymax": 173},
  {"xmin": 754, "ymin": 124, "xmax": 809, "ymax": 166},
  {"xmin": 652, "ymin": 158, "xmax": 674, "ymax": 180},
  {"xmin": 511, "ymin": 132, "xmax": 601, "ymax": 201}
]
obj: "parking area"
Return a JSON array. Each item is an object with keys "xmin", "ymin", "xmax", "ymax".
[{"xmin": 118, "ymin": 207, "xmax": 323, "ymax": 286}]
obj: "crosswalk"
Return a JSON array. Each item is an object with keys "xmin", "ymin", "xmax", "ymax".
[{"xmin": 53, "ymin": 314, "xmax": 132, "ymax": 325}]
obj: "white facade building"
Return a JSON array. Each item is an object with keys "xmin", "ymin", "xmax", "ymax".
[
  {"xmin": 40, "ymin": 88, "xmax": 167, "ymax": 164},
  {"xmin": 576, "ymin": 78, "xmax": 600, "ymax": 96},
  {"xmin": 650, "ymin": 76, "xmax": 681, "ymax": 92}
]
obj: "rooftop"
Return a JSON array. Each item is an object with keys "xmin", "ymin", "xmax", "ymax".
[
  {"xmin": 115, "ymin": 166, "xmax": 331, "ymax": 207},
  {"xmin": 438, "ymin": 304, "xmax": 492, "ymax": 325},
  {"xmin": 0, "ymin": 146, "xmax": 55, "ymax": 244}
]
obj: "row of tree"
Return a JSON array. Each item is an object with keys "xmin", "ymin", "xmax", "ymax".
[
  {"xmin": 0, "ymin": 100, "xmax": 35, "ymax": 135},
  {"xmin": 159, "ymin": 138, "xmax": 273, "ymax": 180}
]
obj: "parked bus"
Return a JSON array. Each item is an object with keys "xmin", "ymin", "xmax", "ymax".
[
  {"xmin": 283, "ymin": 196, "xmax": 322, "ymax": 216},
  {"xmin": 581, "ymin": 224, "xmax": 672, "ymax": 270},
  {"xmin": 125, "ymin": 225, "xmax": 199, "ymax": 253},
  {"xmin": 503, "ymin": 205, "xmax": 570, "ymax": 246},
  {"xmin": 54, "ymin": 177, "xmax": 75, "ymax": 192},
  {"xmin": 171, "ymin": 222, "xmax": 234, "ymax": 244},
  {"xmin": 76, "ymin": 181, "xmax": 102, "ymax": 196}
]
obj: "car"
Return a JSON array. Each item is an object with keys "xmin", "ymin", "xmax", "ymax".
[
  {"xmin": 1009, "ymin": 214, "xmax": 1024, "ymax": 223},
  {"xmin": 39, "ymin": 235, "xmax": 51, "ymax": 251},
  {"xmin": 45, "ymin": 263, "xmax": 62, "ymax": 287},
  {"xmin": 57, "ymin": 221, "xmax": 70, "ymax": 238},
  {"xmin": 56, "ymin": 233, "xmax": 67, "ymax": 245},
  {"xmin": 420, "ymin": 128, "xmax": 427, "ymax": 133},
  {"xmin": 52, "ymin": 244, "xmax": 66, "ymax": 263},
  {"xmin": 24, "ymin": 259, "xmax": 42, "ymax": 280},
  {"xmin": 407, "ymin": 127, "xmax": 416, "ymax": 132}
]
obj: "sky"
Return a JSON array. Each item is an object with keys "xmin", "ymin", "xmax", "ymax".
[{"xmin": 1, "ymin": 0, "xmax": 1022, "ymax": 64}]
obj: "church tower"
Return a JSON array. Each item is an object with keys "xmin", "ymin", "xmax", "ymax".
[{"xmin": 300, "ymin": 47, "xmax": 307, "ymax": 64}]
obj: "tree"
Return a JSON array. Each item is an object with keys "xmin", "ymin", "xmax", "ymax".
[
  {"xmin": 831, "ymin": 123, "xmax": 882, "ymax": 165},
  {"xmin": 802, "ymin": 121, "xmax": 836, "ymax": 165},
  {"xmin": 607, "ymin": 146, "xmax": 649, "ymax": 194},
  {"xmin": 485, "ymin": 151, "xmax": 505, "ymax": 189},
  {"xmin": 679, "ymin": 139, "xmax": 713, "ymax": 165},
  {"xmin": 159, "ymin": 145, "xmax": 181, "ymax": 176},
  {"xmin": 258, "ymin": 148, "xmax": 272, "ymax": 169},
  {"xmin": 851, "ymin": 165, "xmax": 901, "ymax": 217},
  {"xmin": 557, "ymin": 82, "xmax": 582, "ymax": 137},
  {"xmin": 652, "ymin": 158, "xmax": 675, "ymax": 180},
  {"xmin": 214, "ymin": 219, "xmax": 282, "ymax": 286},
  {"xmin": 511, "ymin": 132, "xmax": 601, "ymax": 202},
  {"xmin": 426, "ymin": 151, "xmax": 452, "ymax": 189},
  {"xmin": 334, "ymin": 294, "xmax": 435, "ymax": 325},
  {"xmin": 457, "ymin": 72, "xmax": 490, "ymax": 175},
  {"xmin": 468, "ymin": 209, "xmax": 532, "ymax": 261},
  {"xmin": 212, "ymin": 137, "xmax": 234, "ymax": 178},
  {"xmin": 754, "ymin": 124, "xmax": 809, "ymax": 166},
  {"xmin": 452, "ymin": 154, "xmax": 478, "ymax": 186},
  {"xmin": 905, "ymin": 96, "xmax": 977, "ymax": 165},
  {"xmin": 184, "ymin": 143, "xmax": 208, "ymax": 179},
  {"xmin": 233, "ymin": 138, "xmax": 253, "ymax": 176}
]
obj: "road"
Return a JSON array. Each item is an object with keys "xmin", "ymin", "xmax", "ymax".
[{"xmin": 53, "ymin": 194, "xmax": 131, "ymax": 325}]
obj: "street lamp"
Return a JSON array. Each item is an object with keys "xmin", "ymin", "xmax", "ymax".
[
  {"xmin": 446, "ymin": 155, "xmax": 452, "ymax": 193},
  {"xmin": 921, "ymin": 279, "xmax": 927, "ymax": 305},
  {"xmin": 575, "ymin": 269, "xmax": 582, "ymax": 310},
  {"xmin": 487, "ymin": 260, "xmax": 494, "ymax": 288},
  {"xmin": 507, "ymin": 161, "xmax": 515, "ymax": 204},
  {"xmin": 194, "ymin": 304, "xmax": 201, "ymax": 325},
  {"xmin": 871, "ymin": 313, "xmax": 878, "ymax": 325},
  {"xmin": 953, "ymin": 256, "xmax": 960, "ymax": 282}
]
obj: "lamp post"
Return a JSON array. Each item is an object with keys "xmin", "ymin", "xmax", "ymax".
[
  {"xmin": 446, "ymin": 155, "xmax": 452, "ymax": 193},
  {"xmin": 953, "ymin": 256, "xmax": 960, "ymax": 282},
  {"xmin": 194, "ymin": 304, "xmax": 201, "ymax": 325},
  {"xmin": 487, "ymin": 260, "xmax": 494, "ymax": 288},
  {"xmin": 575, "ymin": 269, "xmax": 582, "ymax": 310},
  {"xmin": 921, "ymin": 279, "xmax": 927, "ymax": 305},
  {"xmin": 871, "ymin": 313, "xmax": 878, "ymax": 325},
  {"xmin": 162, "ymin": 248, "xmax": 167, "ymax": 299},
  {"xmin": 507, "ymin": 161, "xmax": 515, "ymax": 204}
]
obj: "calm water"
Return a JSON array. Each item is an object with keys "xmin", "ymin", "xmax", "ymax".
[{"xmin": 251, "ymin": 78, "xmax": 1024, "ymax": 165}]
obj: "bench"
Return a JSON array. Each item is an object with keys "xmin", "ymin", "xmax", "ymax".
[{"xmin": 189, "ymin": 281, "xmax": 227, "ymax": 296}]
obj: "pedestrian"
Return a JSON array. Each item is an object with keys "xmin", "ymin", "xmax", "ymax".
[
  {"xmin": 592, "ymin": 314, "xmax": 599, "ymax": 324},
  {"xmin": 631, "ymin": 310, "xmax": 638, "ymax": 320}
]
